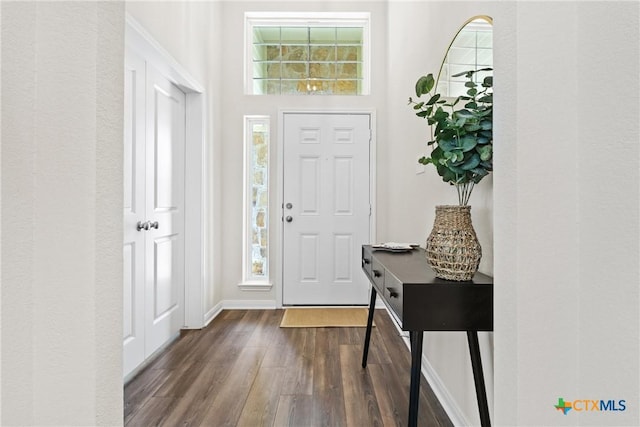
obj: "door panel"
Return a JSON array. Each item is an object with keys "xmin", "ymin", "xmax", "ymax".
[
  {"xmin": 145, "ymin": 64, "xmax": 186, "ymax": 357},
  {"xmin": 123, "ymin": 50, "xmax": 146, "ymax": 376},
  {"xmin": 283, "ymin": 113, "xmax": 371, "ymax": 305}
]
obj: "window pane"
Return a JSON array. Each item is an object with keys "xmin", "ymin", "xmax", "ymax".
[
  {"xmin": 336, "ymin": 46, "xmax": 360, "ymax": 61},
  {"xmin": 281, "ymin": 27, "xmax": 308, "ymax": 43},
  {"xmin": 310, "ymin": 27, "xmax": 336, "ymax": 44},
  {"xmin": 310, "ymin": 45, "xmax": 335, "ymax": 61},
  {"xmin": 309, "ymin": 63, "xmax": 335, "ymax": 78},
  {"xmin": 336, "ymin": 62, "xmax": 358, "ymax": 79},
  {"xmin": 281, "ymin": 62, "xmax": 308, "ymax": 79},
  {"xmin": 335, "ymin": 80, "xmax": 358, "ymax": 95},
  {"xmin": 254, "ymin": 27, "xmax": 280, "ymax": 43},
  {"xmin": 281, "ymin": 45, "xmax": 309, "ymax": 61},
  {"xmin": 281, "ymin": 80, "xmax": 304, "ymax": 94},
  {"xmin": 336, "ymin": 27, "xmax": 363, "ymax": 44}
]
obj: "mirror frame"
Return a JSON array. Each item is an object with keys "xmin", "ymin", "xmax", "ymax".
[{"xmin": 435, "ymin": 15, "xmax": 493, "ymax": 96}]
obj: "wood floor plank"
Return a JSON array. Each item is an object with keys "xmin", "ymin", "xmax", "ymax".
[
  {"xmin": 237, "ymin": 367, "xmax": 286, "ymax": 427},
  {"xmin": 280, "ymin": 328, "xmax": 316, "ymax": 395},
  {"xmin": 273, "ymin": 395, "xmax": 315, "ymax": 427},
  {"xmin": 199, "ymin": 344, "xmax": 267, "ymax": 426},
  {"xmin": 368, "ymin": 363, "xmax": 408, "ymax": 427},
  {"xmin": 124, "ymin": 367, "xmax": 171, "ymax": 424},
  {"xmin": 158, "ymin": 363, "xmax": 232, "ymax": 426},
  {"xmin": 339, "ymin": 344, "xmax": 384, "ymax": 427},
  {"xmin": 312, "ymin": 328, "xmax": 347, "ymax": 427},
  {"xmin": 125, "ymin": 396, "xmax": 180, "ymax": 426}
]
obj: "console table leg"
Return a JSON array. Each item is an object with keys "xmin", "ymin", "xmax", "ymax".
[
  {"xmin": 361, "ymin": 287, "xmax": 377, "ymax": 368},
  {"xmin": 467, "ymin": 331, "xmax": 491, "ymax": 427},
  {"xmin": 408, "ymin": 331, "xmax": 423, "ymax": 427}
]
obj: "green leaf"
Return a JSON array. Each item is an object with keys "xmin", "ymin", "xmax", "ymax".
[
  {"xmin": 438, "ymin": 138, "xmax": 457, "ymax": 152},
  {"xmin": 426, "ymin": 93, "xmax": 441, "ymax": 106},
  {"xmin": 465, "ymin": 81, "xmax": 477, "ymax": 88},
  {"xmin": 477, "ymin": 145, "xmax": 492, "ymax": 161},
  {"xmin": 415, "ymin": 74, "xmax": 435, "ymax": 97},
  {"xmin": 480, "ymin": 120, "xmax": 492, "ymax": 130},
  {"xmin": 465, "ymin": 101, "xmax": 478, "ymax": 109},
  {"xmin": 467, "ymin": 87, "xmax": 478, "ymax": 97},
  {"xmin": 455, "ymin": 109, "xmax": 474, "ymax": 119},
  {"xmin": 459, "ymin": 135, "xmax": 477, "ymax": 152},
  {"xmin": 451, "ymin": 69, "xmax": 473, "ymax": 78},
  {"xmin": 416, "ymin": 110, "xmax": 428, "ymax": 118},
  {"xmin": 460, "ymin": 153, "xmax": 481, "ymax": 171},
  {"xmin": 413, "ymin": 102, "xmax": 424, "ymax": 110},
  {"xmin": 482, "ymin": 76, "xmax": 493, "ymax": 87}
]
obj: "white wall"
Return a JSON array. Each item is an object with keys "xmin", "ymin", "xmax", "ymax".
[
  {"xmin": 1, "ymin": 2, "xmax": 124, "ymax": 424},
  {"xmin": 495, "ymin": 2, "xmax": 640, "ymax": 426},
  {"xmin": 218, "ymin": 1, "xmax": 389, "ymax": 305}
]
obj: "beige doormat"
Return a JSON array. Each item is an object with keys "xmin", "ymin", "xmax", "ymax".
[{"xmin": 280, "ymin": 307, "xmax": 373, "ymax": 328}]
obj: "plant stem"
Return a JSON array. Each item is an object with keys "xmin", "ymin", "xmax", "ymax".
[{"xmin": 457, "ymin": 182, "xmax": 476, "ymax": 206}]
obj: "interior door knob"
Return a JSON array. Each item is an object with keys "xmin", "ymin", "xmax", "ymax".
[
  {"xmin": 149, "ymin": 221, "xmax": 159, "ymax": 229},
  {"xmin": 285, "ymin": 216, "xmax": 293, "ymax": 223},
  {"xmin": 136, "ymin": 221, "xmax": 150, "ymax": 231}
]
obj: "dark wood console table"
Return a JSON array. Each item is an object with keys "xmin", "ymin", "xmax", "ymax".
[{"xmin": 361, "ymin": 245, "xmax": 493, "ymax": 427}]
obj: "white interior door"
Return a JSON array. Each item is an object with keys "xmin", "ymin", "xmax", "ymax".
[
  {"xmin": 144, "ymin": 63, "xmax": 186, "ymax": 356},
  {"xmin": 123, "ymin": 50, "xmax": 146, "ymax": 376},
  {"xmin": 283, "ymin": 113, "xmax": 371, "ymax": 305},
  {"xmin": 123, "ymin": 50, "xmax": 186, "ymax": 378}
]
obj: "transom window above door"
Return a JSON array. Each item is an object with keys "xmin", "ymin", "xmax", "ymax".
[{"xmin": 245, "ymin": 12, "xmax": 370, "ymax": 95}]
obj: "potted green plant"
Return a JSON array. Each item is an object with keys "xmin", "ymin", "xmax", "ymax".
[
  {"xmin": 409, "ymin": 68, "xmax": 493, "ymax": 205},
  {"xmin": 408, "ymin": 68, "xmax": 493, "ymax": 281}
]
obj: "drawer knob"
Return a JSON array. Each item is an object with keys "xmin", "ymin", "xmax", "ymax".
[
  {"xmin": 387, "ymin": 288, "xmax": 399, "ymax": 298},
  {"xmin": 373, "ymin": 270, "xmax": 382, "ymax": 278},
  {"xmin": 363, "ymin": 258, "xmax": 370, "ymax": 265}
]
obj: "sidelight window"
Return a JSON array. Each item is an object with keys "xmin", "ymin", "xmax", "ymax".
[{"xmin": 242, "ymin": 116, "xmax": 271, "ymax": 288}]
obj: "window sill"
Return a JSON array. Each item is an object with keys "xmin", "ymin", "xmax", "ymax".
[{"xmin": 238, "ymin": 281, "xmax": 273, "ymax": 292}]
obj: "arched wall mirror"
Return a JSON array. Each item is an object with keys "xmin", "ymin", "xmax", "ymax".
[{"xmin": 436, "ymin": 15, "xmax": 493, "ymax": 97}]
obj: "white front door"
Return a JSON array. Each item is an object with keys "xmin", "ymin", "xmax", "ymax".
[
  {"xmin": 123, "ymin": 50, "xmax": 186, "ymax": 378},
  {"xmin": 282, "ymin": 113, "xmax": 371, "ymax": 305}
]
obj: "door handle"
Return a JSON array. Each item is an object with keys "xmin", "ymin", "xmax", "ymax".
[
  {"xmin": 136, "ymin": 220, "xmax": 159, "ymax": 231},
  {"xmin": 285, "ymin": 216, "xmax": 293, "ymax": 223}
]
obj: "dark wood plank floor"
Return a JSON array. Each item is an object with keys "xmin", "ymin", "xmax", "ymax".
[{"xmin": 125, "ymin": 309, "xmax": 453, "ymax": 427}]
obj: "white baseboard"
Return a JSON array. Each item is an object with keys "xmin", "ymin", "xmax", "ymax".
[
  {"xmin": 385, "ymin": 306, "xmax": 469, "ymax": 427},
  {"xmin": 222, "ymin": 299, "xmax": 277, "ymax": 310},
  {"xmin": 204, "ymin": 301, "xmax": 224, "ymax": 327}
]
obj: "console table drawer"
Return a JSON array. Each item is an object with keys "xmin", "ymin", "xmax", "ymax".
[
  {"xmin": 361, "ymin": 246, "xmax": 373, "ymax": 278},
  {"xmin": 370, "ymin": 258, "xmax": 385, "ymax": 291},
  {"xmin": 383, "ymin": 272, "xmax": 403, "ymax": 319}
]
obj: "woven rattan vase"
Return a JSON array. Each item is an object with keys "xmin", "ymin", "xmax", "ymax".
[{"xmin": 425, "ymin": 205, "xmax": 482, "ymax": 281}]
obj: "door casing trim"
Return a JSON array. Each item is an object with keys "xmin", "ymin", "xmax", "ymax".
[
  {"xmin": 125, "ymin": 15, "xmax": 208, "ymax": 329},
  {"xmin": 276, "ymin": 109, "xmax": 377, "ymax": 308}
]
